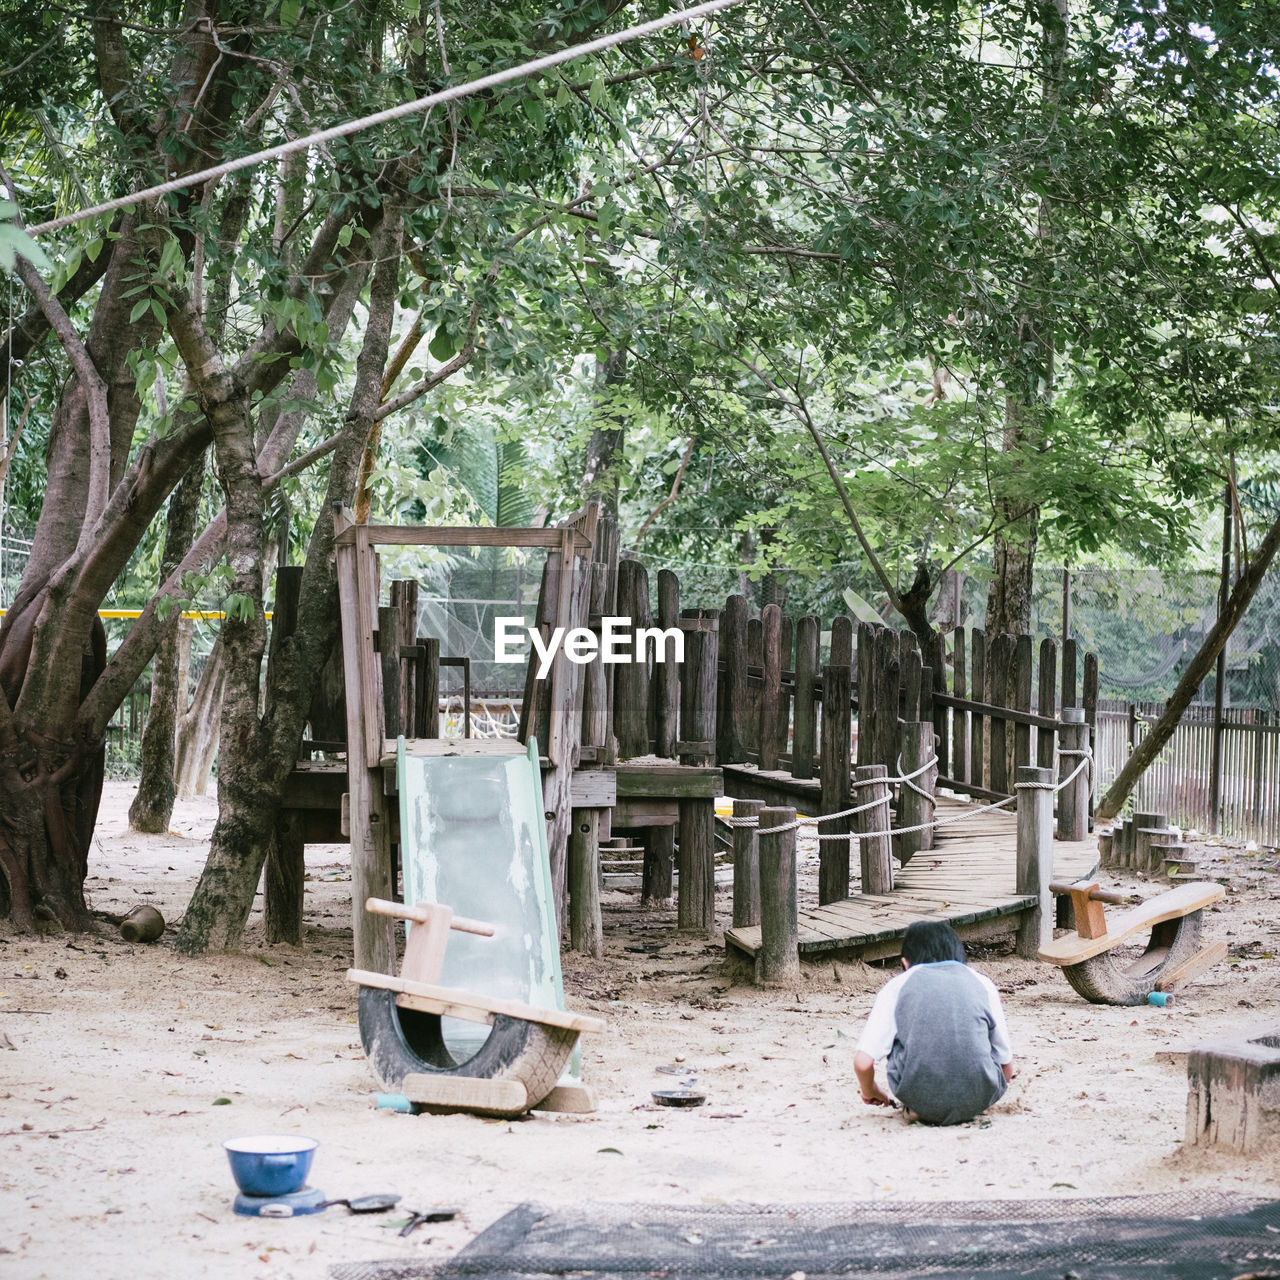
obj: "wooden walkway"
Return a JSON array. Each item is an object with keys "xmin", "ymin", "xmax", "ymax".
[{"xmin": 725, "ymin": 791, "xmax": 1100, "ymax": 965}]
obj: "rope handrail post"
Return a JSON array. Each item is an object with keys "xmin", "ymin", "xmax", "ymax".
[
  {"xmin": 1057, "ymin": 707, "xmax": 1090, "ymax": 841},
  {"xmin": 855, "ymin": 763, "xmax": 894, "ymax": 895},
  {"xmin": 1015, "ymin": 765, "xmax": 1055, "ymax": 958},
  {"xmin": 757, "ymin": 805, "xmax": 800, "ymax": 986},
  {"xmin": 894, "ymin": 722, "xmax": 937, "ymax": 865},
  {"xmin": 731, "ymin": 798, "xmax": 765, "ymax": 929}
]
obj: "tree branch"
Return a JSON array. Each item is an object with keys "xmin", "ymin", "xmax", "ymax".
[{"xmin": 634, "ymin": 437, "xmax": 696, "ymax": 544}]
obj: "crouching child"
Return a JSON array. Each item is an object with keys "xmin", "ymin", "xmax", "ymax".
[{"xmin": 853, "ymin": 920, "xmax": 1014, "ymax": 1126}]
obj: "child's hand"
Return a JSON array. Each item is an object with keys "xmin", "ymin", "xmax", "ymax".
[{"xmin": 860, "ymin": 1086, "xmax": 894, "ymax": 1107}]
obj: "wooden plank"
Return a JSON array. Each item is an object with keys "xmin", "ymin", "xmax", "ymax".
[
  {"xmin": 655, "ymin": 569, "xmax": 680, "ymax": 758},
  {"xmin": 335, "ymin": 525, "xmax": 590, "ymax": 550},
  {"xmin": 830, "ymin": 616, "xmax": 854, "ymax": 668},
  {"xmin": 568, "ymin": 808, "xmax": 603, "ymax": 957},
  {"xmin": 900, "ymin": 643, "xmax": 922, "ymax": 725},
  {"xmin": 856, "ymin": 622, "xmax": 875, "ymax": 768},
  {"xmin": 819, "ymin": 663, "xmax": 852, "ymax": 904},
  {"xmin": 1012, "ymin": 634, "xmax": 1034, "ymax": 775},
  {"xmin": 988, "ymin": 633, "xmax": 1012, "ymax": 795},
  {"xmin": 719, "ymin": 594, "xmax": 750, "ymax": 764},
  {"xmin": 679, "ymin": 624, "xmax": 718, "ymax": 768},
  {"xmin": 873, "ymin": 627, "xmax": 899, "ymax": 771},
  {"xmin": 1037, "ymin": 638, "xmax": 1058, "ymax": 770},
  {"xmin": 612, "ymin": 798, "xmax": 679, "ymax": 827},
  {"xmin": 930, "ymin": 630, "xmax": 948, "ymax": 776},
  {"xmin": 401, "ymin": 1074, "xmax": 529, "ymax": 1113},
  {"xmin": 952, "ymin": 625, "xmax": 968, "ymax": 783},
  {"xmin": 614, "ymin": 764, "xmax": 722, "ymax": 799},
  {"xmin": 1155, "ymin": 939, "xmax": 1228, "ymax": 992},
  {"xmin": 746, "ymin": 617, "xmax": 763, "ymax": 760},
  {"xmin": 614, "ymin": 560, "xmax": 650, "ymax": 758},
  {"xmin": 970, "ymin": 628, "xmax": 986, "ymax": 791},
  {"xmin": 778, "ymin": 614, "xmax": 794, "ymax": 766},
  {"xmin": 792, "ymin": 616, "xmax": 820, "ymax": 780},
  {"xmin": 569, "ymin": 770, "xmax": 616, "ymax": 808},
  {"xmin": 1038, "ymin": 882, "xmax": 1226, "ymax": 966},
  {"xmin": 349, "ymin": 968, "xmax": 606, "ymax": 1033},
  {"xmin": 759, "ymin": 604, "xmax": 784, "ymax": 771},
  {"xmin": 534, "ymin": 1084, "xmax": 598, "ymax": 1114}
]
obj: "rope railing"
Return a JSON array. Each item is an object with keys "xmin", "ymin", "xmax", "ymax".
[{"xmin": 736, "ymin": 748, "xmax": 1095, "ymax": 841}]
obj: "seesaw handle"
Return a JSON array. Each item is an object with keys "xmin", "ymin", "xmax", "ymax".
[
  {"xmin": 1048, "ymin": 881, "xmax": 1131, "ymax": 905},
  {"xmin": 364, "ymin": 897, "xmax": 496, "ymax": 936}
]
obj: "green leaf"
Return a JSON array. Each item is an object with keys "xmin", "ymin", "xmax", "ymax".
[
  {"xmin": 524, "ymin": 98, "xmax": 546, "ymax": 133},
  {"xmin": 280, "ymin": 0, "xmax": 300, "ymax": 27},
  {"xmin": 150, "ymin": 299, "xmax": 166, "ymax": 326},
  {"xmin": 337, "ymin": 224, "xmax": 354, "ymax": 248},
  {"xmin": 129, "ymin": 299, "xmax": 151, "ymax": 324},
  {"xmin": 842, "ymin": 588, "xmax": 884, "ymax": 627},
  {"xmin": 429, "ymin": 326, "xmax": 456, "ymax": 361}
]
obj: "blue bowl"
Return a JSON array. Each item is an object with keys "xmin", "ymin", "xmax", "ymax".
[{"xmin": 223, "ymin": 1135, "xmax": 318, "ymax": 1197}]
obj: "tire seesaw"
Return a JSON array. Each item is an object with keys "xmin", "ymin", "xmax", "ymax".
[
  {"xmin": 1037, "ymin": 880, "xmax": 1228, "ymax": 1005},
  {"xmin": 347, "ymin": 898, "xmax": 605, "ymax": 1117}
]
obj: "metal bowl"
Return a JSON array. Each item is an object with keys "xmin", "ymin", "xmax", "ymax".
[{"xmin": 651, "ymin": 1089, "xmax": 706, "ymax": 1107}]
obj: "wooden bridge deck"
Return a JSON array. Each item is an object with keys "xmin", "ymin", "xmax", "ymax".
[{"xmin": 725, "ymin": 792, "xmax": 1100, "ymax": 964}]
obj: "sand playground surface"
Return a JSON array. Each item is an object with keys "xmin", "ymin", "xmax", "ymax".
[{"xmin": 2, "ymin": 780, "xmax": 1279, "ymax": 1279}]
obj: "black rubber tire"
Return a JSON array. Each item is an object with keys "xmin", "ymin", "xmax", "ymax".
[
  {"xmin": 1061, "ymin": 909, "xmax": 1206, "ymax": 1005},
  {"xmin": 358, "ymin": 987, "xmax": 575, "ymax": 1112}
]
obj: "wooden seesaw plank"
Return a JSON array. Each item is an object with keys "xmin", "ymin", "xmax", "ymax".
[{"xmin": 1038, "ymin": 882, "xmax": 1225, "ymax": 967}]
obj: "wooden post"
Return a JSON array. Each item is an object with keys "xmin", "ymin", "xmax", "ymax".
[
  {"xmin": 1083, "ymin": 651, "xmax": 1099, "ymax": 825},
  {"xmin": 873, "ymin": 627, "xmax": 900, "ymax": 771},
  {"xmin": 930, "ymin": 631, "xmax": 949, "ymax": 780},
  {"xmin": 759, "ymin": 603, "xmax": 784, "ymax": 771},
  {"xmin": 568, "ymin": 809, "xmax": 603, "ymax": 957},
  {"xmin": 830, "ymin": 616, "xmax": 854, "ymax": 667},
  {"xmin": 655, "ymin": 569, "xmax": 680, "ymax": 758},
  {"xmin": 1057, "ymin": 707, "xmax": 1090, "ymax": 841},
  {"xmin": 1015, "ymin": 765, "xmax": 1054, "ymax": 957},
  {"xmin": 856, "ymin": 622, "xmax": 876, "ymax": 767},
  {"xmin": 615, "ymin": 559, "xmax": 649, "ymax": 758},
  {"xmin": 1037, "ymin": 637, "xmax": 1058, "ymax": 770},
  {"xmin": 518, "ymin": 559, "xmax": 552, "ymax": 747},
  {"xmin": 988, "ymin": 634, "xmax": 1012, "ymax": 794},
  {"xmin": 677, "ymin": 798, "xmax": 716, "ymax": 933},
  {"xmin": 390, "ymin": 579, "xmax": 419, "ymax": 735},
  {"xmin": 378, "ymin": 604, "xmax": 403, "ymax": 739},
  {"xmin": 732, "ymin": 798, "xmax": 764, "ymax": 928},
  {"xmin": 900, "ymin": 644, "xmax": 922, "ymax": 724},
  {"xmin": 1062, "ymin": 637, "xmax": 1078, "ymax": 709},
  {"xmin": 896, "ymin": 722, "xmax": 936, "ymax": 863},
  {"xmin": 791, "ymin": 616, "xmax": 819, "ymax": 779},
  {"xmin": 718, "ymin": 593, "xmax": 750, "ymax": 763},
  {"xmin": 641, "ymin": 825, "xmax": 675, "ymax": 906},
  {"xmin": 818, "ymin": 662, "xmax": 852, "ymax": 904},
  {"xmin": 855, "ymin": 764, "xmax": 894, "ymax": 895},
  {"xmin": 952, "ymin": 625, "xmax": 968, "ymax": 784},
  {"xmin": 582, "ymin": 517, "xmax": 617, "ymax": 759},
  {"xmin": 757, "ymin": 805, "xmax": 800, "ymax": 985},
  {"xmin": 1134, "ymin": 810, "xmax": 1164, "ymax": 875},
  {"xmin": 777, "ymin": 614, "xmax": 794, "ymax": 766},
  {"xmin": 970, "ymin": 628, "xmax": 986, "ymax": 791},
  {"xmin": 746, "ymin": 617, "xmax": 763, "ymax": 761},
  {"xmin": 678, "ymin": 623, "xmax": 718, "ymax": 767}
]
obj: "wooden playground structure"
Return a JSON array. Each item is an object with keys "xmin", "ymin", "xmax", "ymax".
[{"xmin": 259, "ymin": 499, "xmax": 1165, "ymax": 989}]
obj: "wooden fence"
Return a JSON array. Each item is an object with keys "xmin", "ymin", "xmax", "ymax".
[{"xmin": 1097, "ymin": 699, "xmax": 1280, "ymax": 845}]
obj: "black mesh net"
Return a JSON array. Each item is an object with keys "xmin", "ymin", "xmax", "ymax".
[{"xmin": 332, "ymin": 1193, "xmax": 1280, "ymax": 1280}]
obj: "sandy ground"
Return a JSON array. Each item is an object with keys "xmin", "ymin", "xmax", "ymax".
[{"xmin": 2, "ymin": 781, "xmax": 1279, "ymax": 1280}]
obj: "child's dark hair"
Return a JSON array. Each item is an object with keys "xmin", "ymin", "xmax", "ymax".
[{"xmin": 901, "ymin": 920, "xmax": 966, "ymax": 966}]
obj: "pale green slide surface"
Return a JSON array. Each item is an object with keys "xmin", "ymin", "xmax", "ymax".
[{"xmin": 396, "ymin": 737, "xmax": 572, "ymax": 1066}]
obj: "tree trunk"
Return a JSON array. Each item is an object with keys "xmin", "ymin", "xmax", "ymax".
[
  {"xmin": 1097, "ymin": 510, "xmax": 1280, "ymax": 820},
  {"xmin": 581, "ymin": 347, "xmax": 627, "ymax": 520},
  {"xmin": 986, "ymin": 503, "xmax": 1040, "ymax": 635},
  {"xmin": 129, "ymin": 460, "xmax": 205, "ymax": 832},
  {"xmin": 174, "ymin": 634, "xmax": 224, "ymax": 798}
]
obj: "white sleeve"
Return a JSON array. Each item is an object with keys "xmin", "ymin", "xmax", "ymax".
[
  {"xmin": 976, "ymin": 972, "xmax": 1014, "ymax": 1064},
  {"xmin": 856, "ymin": 970, "xmax": 907, "ymax": 1061}
]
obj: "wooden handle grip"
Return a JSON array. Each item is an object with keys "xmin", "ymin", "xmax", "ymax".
[
  {"xmin": 364, "ymin": 897, "xmax": 496, "ymax": 936},
  {"xmin": 1048, "ymin": 880, "xmax": 1130, "ymax": 905}
]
